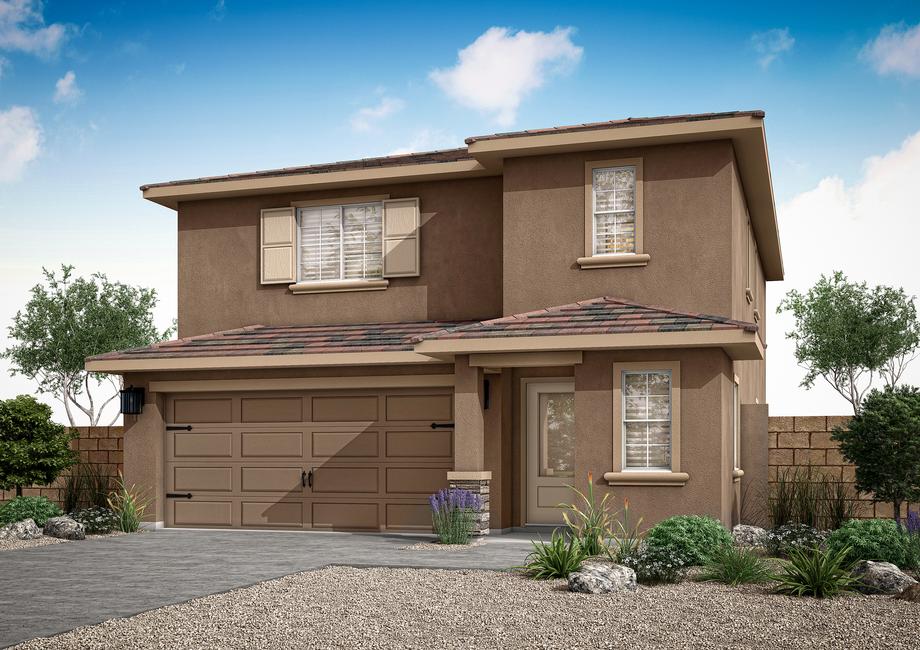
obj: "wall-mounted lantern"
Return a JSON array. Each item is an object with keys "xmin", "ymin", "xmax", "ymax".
[{"xmin": 119, "ymin": 385, "xmax": 145, "ymax": 415}]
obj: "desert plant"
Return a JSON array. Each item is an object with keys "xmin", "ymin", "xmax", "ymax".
[
  {"xmin": 765, "ymin": 523, "xmax": 827, "ymax": 558},
  {"xmin": 820, "ymin": 476, "xmax": 862, "ymax": 530},
  {"xmin": 773, "ymin": 545, "xmax": 859, "ymax": 598},
  {"xmin": 80, "ymin": 463, "xmax": 112, "ymax": 509},
  {"xmin": 107, "ymin": 472, "xmax": 151, "ymax": 533},
  {"xmin": 768, "ymin": 467, "xmax": 861, "ymax": 530},
  {"xmin": 560, "ymin": 473, "xmax": 615, "ymax": 557},
  {"xmin": 825, "ymin": 518, "xmax": 909, "ymax": 567},
  {"xmin": 699, "ymin": 544, "xmax": 772, "ymax": 586},
  {"xmin": 61, "ymin": 470, "xmax": 81, "ymax": 513},
  {"xmin": 0, "ymin": 495, "xmax": 62, "ymax": 526},
  {"xmin": 520, "ymin": 530, "xmax": 585, "ymax": 579},
  {"xmin": 429, "ymin": 488, "xmax": 480, "ymax": 545},
  {"xmin": 607, "ymin": 497, "xmax": 644, "ymax": 562},
  {"xmin": 904, "ymin": 511, "xmax": 920, "ymax": 570},
  {"xmin": 620, "ymin": 542, "xmax": 693, "ymax": 584},
  {"xmin": 69, "ymin": 506, "xmax": 119, "ymax": 534},
  {"xmin": 644, "ymin": 515, "xmax": 732, "ymax": 566}
]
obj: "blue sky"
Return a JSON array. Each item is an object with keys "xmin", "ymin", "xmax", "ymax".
[{"xmin": 2, "ymin": 0, "xmax": 920, "ymax": 421}]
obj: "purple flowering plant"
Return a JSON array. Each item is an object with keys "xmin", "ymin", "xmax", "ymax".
[{"xmin": 429, "ymin": 488, "xmax": 481, "ymax": 544}]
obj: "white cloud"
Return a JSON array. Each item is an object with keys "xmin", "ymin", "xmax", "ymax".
[
  {"xmin": 210, "ymin": 0, "xmax": 226, "ymax": 21},
  {"xmin": 52, "ymin": 69, "xmax": 81, "ymax": 103},
  {"xmin": 769, "ymin": 129, "xmax": 920, "ymax": 414},
  {"xmin": 388, "ymin": 128, "xmax": 460, "ymax": 155},
  {"xmin": 0, "ymin": 105, "xmax": 41, "ymax": 181},
  {"xmin": 0, "ymin": 0, "xmax": 72, "ymax": 57},
  {"xmin": 751, "ymin": 27, "xmax": 794, "ymax": 69},
  {"xmin": 861, "ymin": 22, "xmax": 920, "ymax": 77},
  {"xmin": 430, "ymin": 26, "xmax": 582, "ymax": 126},
  {"xmin": 349, "ymin": 96, "xmax": 405, "ymax": 132}
]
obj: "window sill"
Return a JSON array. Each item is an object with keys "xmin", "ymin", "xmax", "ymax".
[
  {"xmin": 577, "ymin": 253, "xmax": 650, "ymax": 269},
  {"xmin": 289, "ymin": 279, "xmax": 389, "ymax": 295},
  {"xmin": 603, "ymin": 471, "xmax": 689, "ymax": 487}
]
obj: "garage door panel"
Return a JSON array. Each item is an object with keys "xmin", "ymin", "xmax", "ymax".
[
  {"xmin": 386, "ymin": 503, "xmax": 431, "ymax": 529},
  {"xmin": 312, "ymin": 396, "xmax": 378, "ymax": 422},
  {"xmin": 311, "ymin": 431, "xmax": 378, "ymax": 458},
  {"xmin": 173, "ymin": 500, "xmax": 233, "ymax": 527},
  {"xmin": 312, "ymin": 467, "xmax": 378, "ymax": 493},
  {"xmin": 312, "ymin": 502, "xmax": 378, "ymax": 530},
  {"xmin": 386, "ymin": 467, "xmax": 448, "ymax": 494},
  {"xmin": 241, "ymin": 466, "xmax": 304, "ymax": 492},
  {"xmin": 241, "ymin": 431, "xmax": 303, "ymax": 457},
  {"xmin": 385, "ymin": 430, "xmax": 452, "ymax": 458},
  {"xmin": 173, "ymin": 466, "xmax": 233, "ymax": 492},
  {"xmin": 173, "ymin": 398, "xmax": 232, "ymax": 423},
  {"xmin": 241, "ymin": 397, "xmax": 303, "ymax": 422},
  {"xmin": 173, "ymin": 432, "xmax": 233, "ymax": 457},
  {"xmin": 242, "ymin": 501, "xmax": 303, "ymax": 527},
  {"xmin": 386, "ymin": 394, "xmax": 452, "ymax": 422}
]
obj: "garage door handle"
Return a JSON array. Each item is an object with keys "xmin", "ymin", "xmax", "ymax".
[
  {"xmin": 303, "ymin": 469, "xmax": 314, "ymax": 488},
  {"xmin": 430, "ymin": 422, "xmax": 454, "ymax": 429},
  {"xmin": 166, "ymin": 492, "xmax": 192, "ymax": 499},
  {"xmin": 167, "ymin": 425, "xmax": 193, "ymax": 431}
]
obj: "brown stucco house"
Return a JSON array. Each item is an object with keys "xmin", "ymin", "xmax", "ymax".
[{"xmin": 87, "ymin": 110, "xmax": 782, "ymax": 534}]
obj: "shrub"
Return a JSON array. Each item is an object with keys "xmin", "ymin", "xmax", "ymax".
[
  {"xmin": 62, "ymin": 463, "xmax": 114, "ymax": 513},
  {"xmin": 768, "ymin": 467, "xmax": 861, "ymax": 530},
  {"xmin": 107, "ymin": 472, "xmax": 151, "ymax": 533},
  {"xmin": 904, "ymin": 511, "xmax": 920, "ymax": 570},
  {"xmin": 825, "ymin": 518, "xmax": 909, "ymax": 567},
  {"xmin": 699, "ymin": 544, "xmax": 772, "ymax": 586},
  {"xmin": 607, "ymin": 497, "xmax": 644, "ymax": 563},
  {"xmin": 773, "ymin": 545, "xmax": 859, "ymax": 598},
  {"xmin": 0, "ymin": 396, "xmax": 77, "ymax": 496},
  {"xmin": 429, "ymin": 488, "xmax": 480, "ymax": 545},
  {"xmin": 560, "ymin": 474, "xmax": 615, "ymax": 557},
  {"xmin": 0, "ymin": 495, "xmax": 62, "ymax": 526},
  {"xmin": 620, "ymin": 542, "xmax": 693, "ymax": 584},
  {"xmin": 644, "ymin": 515, "xmax": 732, "ymax": 566},
  {"xmin": 69, "ymin": 506, "xmax": 119, "ymax": 534},
  {"xmin": 765, "ymin": 524, "xmax": 827, "ymax": 558},
  {"xmin": 521, "ymin": 530, "xmax": 585, "ymax": 579}
]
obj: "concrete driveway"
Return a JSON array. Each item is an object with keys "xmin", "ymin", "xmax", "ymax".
[{"xmin": 0, "ymin": 529, "xmax": 534, "ymax": 648}]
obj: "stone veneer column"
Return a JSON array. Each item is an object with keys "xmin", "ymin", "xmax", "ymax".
[{"xmin": 451, "ymin": 355, "xmax": 491, "ymax": 535}]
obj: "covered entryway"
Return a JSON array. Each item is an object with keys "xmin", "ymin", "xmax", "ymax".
[{"xmin": 163, "ymin": 388, "xmax": 454, "ymax": 531}]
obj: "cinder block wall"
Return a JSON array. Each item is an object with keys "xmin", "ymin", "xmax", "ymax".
[
  {"xmin": 768, "ymin": 416, "xmax": 910, "ymax": 520},
  {"xmin": 0, "ymin": 426, "xmax": 125, "ymax": 506}
]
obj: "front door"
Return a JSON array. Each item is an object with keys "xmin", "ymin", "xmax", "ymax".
[{"xmin": 525, "ymin": 381, "xmax": 575, "ymax": 525}]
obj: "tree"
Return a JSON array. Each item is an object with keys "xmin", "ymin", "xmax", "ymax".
[
  {"xmin": 3, "ymin": 265, "xmax": 173, "ymax": 426},
  {"xmin": 0, "ymin": 395, "xmax": 78, "ymax": 497},
  {"xmin": 778, "ymin": 272, "xmax": 920, "ymax": 414},
  {"xmin": 832, "ymin": 386, "xmax": 920, "ymax": 525}
]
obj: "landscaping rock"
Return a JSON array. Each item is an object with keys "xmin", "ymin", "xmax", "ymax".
[
  {"xmin": 567, "ymin": 562, "xmax": 637, "ymax": 594},
  {"xmin": 43, "ymin": 516, "xmax": 85, "ymax": 541},
  {"xmin": 0, "ymin": 518, "xmax": 42, "ymax": 540},
  {"xmin": 893, "ymin": 583, "xmax": 920, "ymax": 602},
  {"xmin": 732, "ymin": 524, "xmax": 767, "ymax": 548},
  {"xmin": 852, "ymin": 560, "xmax": 917, "ymax": 595}
]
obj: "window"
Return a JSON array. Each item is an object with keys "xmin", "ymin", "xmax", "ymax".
[
  {"xmin": 299, "ymin": 202, "xmax": 382, "ymax": 282},
  {"xmin": 593, "ymin": 166, "xmax": 637, "ymax": 255},
  {"xmin": 538, "ymin": 392, "xmax": 575, "ymax": 478},
  {"xmin": 622, "ymin": 370, "xmax": 672, "ymax": 470}
]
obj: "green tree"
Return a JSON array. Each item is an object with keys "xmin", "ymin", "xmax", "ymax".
[
  {"xmin": 778, "ymin": 272, "xmax": 920, "ymax": 414},
  {"xmin": 3, "ymin": 265, "xmax": 173, "ymax": 426},
  {"xmin": 832, "ymin": 386, "xmax": 920, "ymax": 525},
  {"xmin": 0, "ymin": 396, "xmax": 78, "ymax": 497}
]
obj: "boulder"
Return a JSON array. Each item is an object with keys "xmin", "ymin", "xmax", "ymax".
[
  {"xmin": 894, "ymin": 583, "xmax": 920, "ymax": 602},
  {"xmin": 0, "ymin": 518, "xmax": 43, "ymax": 540},
  {"xmin": 43, "ymin": 516, "xmax": 85, "ymax": 541},
  {"xmin": 732, "ymin": 524, "xmax": 767, "ymax": 548},
  {"xmin": 568, "ymin": 562, "xmax": 637, "ymax": 594},
  {"xmin": 852, "ymin": 561, "xmax": 917, "ymax": 595}
]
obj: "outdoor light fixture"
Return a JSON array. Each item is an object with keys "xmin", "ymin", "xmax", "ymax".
[{"xmin": 119, "ymin": 385, "xmax": 145, "ymax": 415}]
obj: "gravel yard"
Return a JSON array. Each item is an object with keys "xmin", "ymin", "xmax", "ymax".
[
  {"xmin": 12, "ymin": 566, "xmax": 918, "ymax": 650},
  {"xmin": 0, "ymin": 531, "xmax": 131, "ymax": 552}
]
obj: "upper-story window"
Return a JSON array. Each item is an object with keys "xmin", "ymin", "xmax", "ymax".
[
  {"xmin": 298, "ymin": 202, "xmax": 383, "ymax": 282},
  {"xmin": 592, "ymin": 166, "xmax": 636, "ymax": 255}
]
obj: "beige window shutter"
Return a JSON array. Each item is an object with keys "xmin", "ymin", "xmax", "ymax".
[
  {"xmin": 382, "ymin": 198, "xmax": 420, "ymax": 278},
  {"xmin": 260, "ymin": 207, "xmax": 297, "ymax": 284}
]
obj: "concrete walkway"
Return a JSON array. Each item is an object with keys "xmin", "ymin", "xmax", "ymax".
[{"xmin": 0, "ymin": 529, "xmax": 534, "ymax": 648}]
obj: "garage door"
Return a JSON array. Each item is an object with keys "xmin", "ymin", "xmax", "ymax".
[{"xmin": 163, "ymin": 389, "xmax": 453, "ymax": 531}]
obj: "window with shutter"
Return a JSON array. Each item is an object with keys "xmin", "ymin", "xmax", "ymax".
[{"xmin": 298, "ymin": 202, "xmax": 383, "ymax": 282}]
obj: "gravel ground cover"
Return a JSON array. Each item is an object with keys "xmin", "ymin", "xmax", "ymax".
[
  {"xmin": 13, "ymin": 566, "xmax": 918, "ymax": 650},
  {"xmin": 0, "ymin": 531, "xmax": 131, "ymax": 552},
  {"xmin": 400, "ymin": 539, "xmax": 486, "ymax": 551}
]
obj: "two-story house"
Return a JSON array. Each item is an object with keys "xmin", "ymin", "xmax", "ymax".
[{"xmin": 88, "ymin": 110, "xmax": 782, "ymax": 534}]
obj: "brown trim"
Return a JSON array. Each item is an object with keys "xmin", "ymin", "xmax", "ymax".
[
  {"xmin": 86, "ymin": 351, "xmax": 439, "ymax": 373},
  {"xmin": 147, "ymin": 374, "xmax": 456, "ymax": 393},
  {"xmin": 468, "ymin": 351, "xmax": 583, "ymax": 368},
  {"xmin": 289, "ymin": 279, "xmax": 389, "ymax": 295},
  {"xmin": 603, "ymin": 471, "xmax": 690, "ymax": 486},
  {"xmin": 576, "ymin": 254, "xmax": 650, "ymax": 269},
  {"xmin": 447, "ymin": 471, "xmax": 492, "ymax": 481},
  {"xmin": 290, "ymin": 194, "xmax": 389, "ymax": 208}
]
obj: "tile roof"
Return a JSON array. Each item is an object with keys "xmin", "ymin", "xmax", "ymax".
[
  {"xmin": 415, "ymin": 297, "xmax": 758, "ymax": 341},
  {"xmin": 87, "ymin": 321, "xmax": 473, "ymax": 361}
]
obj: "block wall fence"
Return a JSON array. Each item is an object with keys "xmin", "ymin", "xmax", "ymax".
[{"xmin": 0, "ymin": 426, "xmax": 124, "ymax": 505}]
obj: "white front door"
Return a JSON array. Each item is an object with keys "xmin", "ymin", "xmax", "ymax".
[{"xmin": 525, "ymin": 381, "xmax": 576, "ymax": 525}]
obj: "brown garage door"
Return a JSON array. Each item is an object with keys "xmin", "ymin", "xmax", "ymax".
[{"xmin": 163, "ymin": 388, "xmax": 453, "ymax": 531}]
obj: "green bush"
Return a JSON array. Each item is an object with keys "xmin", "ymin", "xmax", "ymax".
[
  {"xmin": 645, "ymin": 515, "xmax": 732, "ymax": 565},
  {"xmin": 69, "ymin": 506, "xmax": 119, "ymax": 534},
  {"xmin": 825, "ymin": 519, "xmax": 909, "ymax": 567},
  {"xmin": 774, "ymin": 545, "xmax": 859, "ymax": 598},
  {"xmin": 521, "ymin": 530, "xmax": 585, "ymax": 579},
  {"xmin": 699, "ymin": 544, "xmax": 772, "ymax": 586},
  {"xmin": 620, "ymin": 542, "xmax": 693, "ymax": 584},
  {"xmin": 0, "ymin": 495, "xmax": 62, "ymax": 526},
  {"xmin": 765, "ymin": 524, "xmax": 827, "ymax": 558}
]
